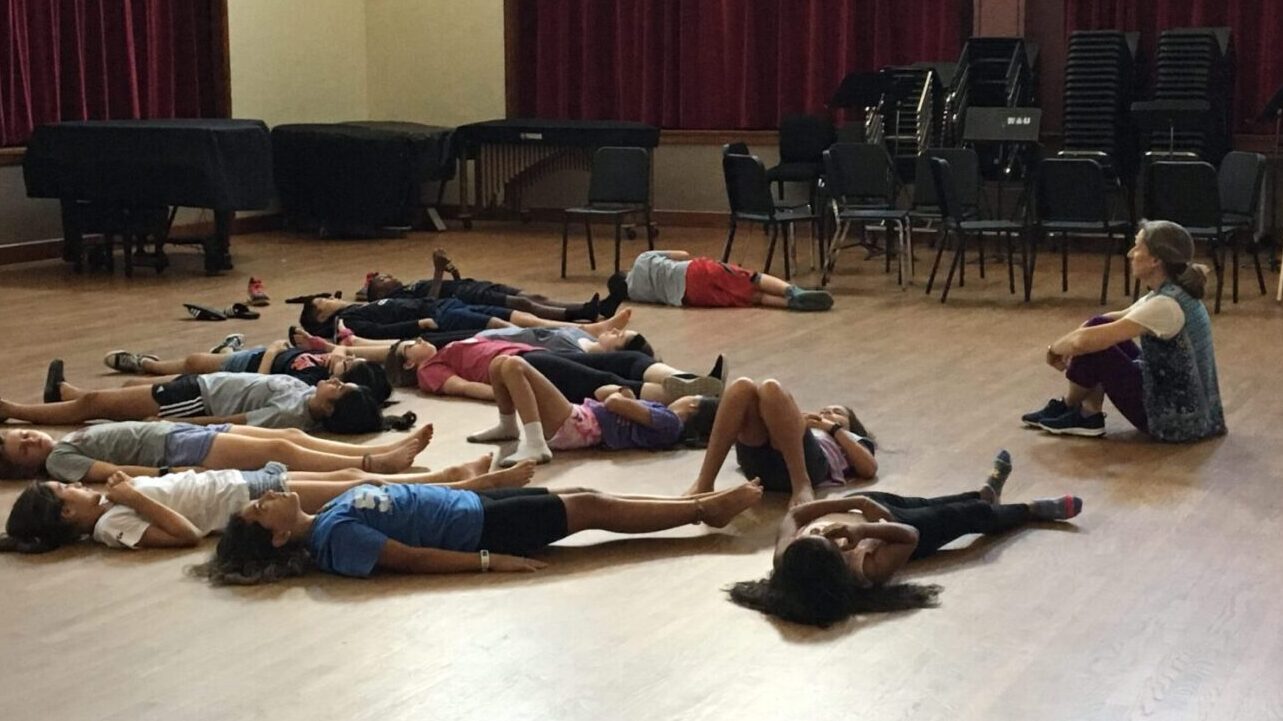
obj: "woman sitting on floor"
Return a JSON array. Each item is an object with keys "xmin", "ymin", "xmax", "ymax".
[
  {"xmin": 0, "ymin": 420, "xmax": 435, "ymax": 483},
  {"xmin": 466, "ymin": 356, "xmax": 717, "ymax": 467},
  {"xmin": 0, "ymin": 363, "xmax": 412, "ymax": 435},
  {"xmin": 199, "ymin": 479, "xmax": 764, "ymax": 582},
  {"xmin": 1021, "ymin": 221, "xmax": 1226, "ymax": 441},
  {"xmin": 683, "ymin": 378, "xmax": 878, "ymax": 509},
  {"xmin": 0, "ymin": 459, "xmax": 533, "ymax": 553},
  {"xmin": 728, "ymin": 451, "xmax": 1082, "ymax": 627}
]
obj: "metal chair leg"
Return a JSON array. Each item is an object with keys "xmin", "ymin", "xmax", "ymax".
[
  {"xmin": 1231, "ymin": 229, "xmax": 1240, "ymax": 304},
  {"xmin": 1061, "ymin": 232, "xmax": 1069, "ymax": 293},
  {"xmin": 926, "ymin": 226, "xmax": 950, "ymax": 295},
  {"xmin": 1100, "ymin": 229, "xmax": 1113, "ymax": 305},
  {"xmin": 722, "ymin": 220, "xmax": 737, "ymax": 263},
  {"xmin": 940, "ymin": 231, "xmax": 966, "ymax": 303},
  {"xmin": 764, "ymin": 224, "xmax": 779, "ymax": 275},
  {"xmin": 614, "ymin": 218, "xmax": 622, "ymax": 274},
  {"xmin": 1007, "ymin": 231, "xmax": 1016, "ymax": 294},
  {"xmin": 561, "ymin": 215, "xmax": 571, "ymax": 278},
  {"xmin": 585, "ymin": 221, "xmax": 596, "ymax": 271}
]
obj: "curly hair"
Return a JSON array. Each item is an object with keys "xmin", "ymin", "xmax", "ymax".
[
  {"xmin": 727, "ymin": 536, "xmax": 940, "ymax": 627},
  {"xmin": 192, "ymin": 514, "xmax": 312, "ymax": 585}
]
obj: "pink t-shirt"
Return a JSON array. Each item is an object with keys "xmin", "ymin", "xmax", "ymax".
[{"xmin": 416, "ymin": 338, "xmax": 537, "ymax": 393}]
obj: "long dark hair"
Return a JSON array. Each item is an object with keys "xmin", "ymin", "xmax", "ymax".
[
  {"xmin": 340, "ymin": 361, "xmax": 391, "ymax": 402},
  {"xmin": 299, "ymin": 298, "xmax": 337, "ymax": 339},
  {"xmin": 322, "ymin": 386, "xmax": 416, "ymax": 434},
  {"xmin": 0, "ymin": 482, "xmax": 78, "ymax": 554},
  {"xmin": 727, "ymin": 536, "xmax": 940, "ymax": 627},
  {"xmin": 839, "ymin": 406, "xmax": 876, "ymax": 452},
  {"xmin": 192, "ymin": 514, "xmax": 312, "ymax": 585}
]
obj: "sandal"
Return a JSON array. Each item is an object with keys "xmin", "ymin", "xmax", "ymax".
[
  {"xmin": 184, "ymin": 303, "xmax": 227, "ymax": 321},
  {"xmin": 225, "ymin": 302, "xmax": 260, "ymax": 320},
  {"xmin": 43, "ymin": 359, "xmax": 65, "ymax": 403}
]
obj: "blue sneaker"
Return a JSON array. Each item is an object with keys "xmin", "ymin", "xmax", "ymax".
[
  {"xmin": 1021, "ymin": 398, "xmax": 1069, "ymax": 427},
  {"xmin": 1038, "ymin": 408, "xmax": 1106, "ymax": 437}
]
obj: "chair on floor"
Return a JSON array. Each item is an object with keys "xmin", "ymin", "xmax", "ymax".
[
  {"xmin": 561, "ymin": 146, "xmax": 655, "ymax": 278},
  {"xmin": 766, "ymin": 114, "xmax": 835, "ymax": 202},
  {"xmin": 1217, "ymin": 150, "xmax": 1269, "ymax": 302},
  {"xmin": 1033, "ymin": 158, "xmax": 1133, "ymax": 305},
  {"xmin": 721, "ymin": 152, "xmax": 818, "ymax": 281},
  {"xmin": 1143, "ymin": 160, "xmax": 1234, "ymax": 312},
  {"xmin": 924, "ymin": 157, "xmax": 1028, "ymax": 303},
  {"xmin": 909, "ymin": 148, "xmax": 983, "ymax": 252},
  {"xmin": 821, "ymin": 143, "xmax": 911, "ymax": 285}
]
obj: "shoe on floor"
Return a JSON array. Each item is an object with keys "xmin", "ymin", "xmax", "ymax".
[
  {"xmin": 43, "ymin": 359, "xmax": 65, "ymax": 403},
  {"xmin": 663, "ymin": 374, "xmax": 723, "ymax": 400},
  {"xmin": 210, "ymin": 333, "xmax": 245, "ymax": 354},
  {"xmin": 103, "ymin": 351, "xmax": 158, "ymax": 374},
  {"xmin": 247, "ymin": 277, "xmax": 270, "ymax": 306},
  {"xmin": 786, "ymin": 287, "xmax": 834, "ymax": 311},
  {"xmin": 1038, "ymin": 408, "xmax": 1106, "ymax": 437},
  {"xmin": 1021, "ymin": 397, "xmax": 1069, "ymax": 427}
]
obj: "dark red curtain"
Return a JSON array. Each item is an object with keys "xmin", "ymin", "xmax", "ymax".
[
  {"xmin": 1065, "ymin": 0, "xmax": 1283, "ymax": 133},
  {"xmin": 511, "ymin": 0, "xmax": 967, "ymax": 129},
  {"xmin": 0, "ymin": 0, "xmax": 226, "ymax": 147}
]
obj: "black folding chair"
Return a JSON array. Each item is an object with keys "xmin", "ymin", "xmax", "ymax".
[
  {"xmin": 1144, "ymin": 161, "xmax": 1233, "ymax": 312},
  {"xmin": 821, "ymin": 143, "xmax": 911, "ymax": 285},
  {"xmin": 561, "ymin": 146, "xmax": 655, "ymax": 278},
  {"xmin": 1217, "ymin": 150, "xmax": 1268, "ymax": 301},
  {"xmin": 722, "ymin": 153, "xmax": 817, "ymax": 281},
  {"xmin": 924, "ymin": 157, "xmax": 1028, "ymax": 302},
  {"xmin": 766, "ymin": 114, "xmax": 835, "ymax": 201},
  {"xmin": 1033, "ymin": 158, "xmax": 1132, "ymax": 304}
]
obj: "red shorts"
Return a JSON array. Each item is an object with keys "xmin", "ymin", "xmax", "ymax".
[{"xmin": 683, "ymin": 257, "xmax": 758, "ymax": 307}]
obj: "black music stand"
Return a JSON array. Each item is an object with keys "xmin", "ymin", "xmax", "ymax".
[
  {"xmin": 962, "ymin": 107, "xmax": 1043, "ymax": 218},
  {"xmin": 1259, "ymin": 85, "xmax": 1283, "ymax": 273},
  {"xmin": 828, "ymin": 70, "xmax": 895, "ymax": 142},
  {"xmin": 1129, "ymin": 100, "xmax": 1212, "ymax": 157}
]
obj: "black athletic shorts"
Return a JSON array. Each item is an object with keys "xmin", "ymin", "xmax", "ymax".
[
  {"xmin": 476, "ymin": 488, "xmax": 569, "ymax": 556},
  {"xmin": 445, "ymin": 279, "xmax": 521, "ymax": 307},
  {"xmin": 150, "ymin": 374, "xmax": 208, "ymax": 419},
  {"xmin": 735, "ymin": 430, "xmax": 829, "ymax": 493}
]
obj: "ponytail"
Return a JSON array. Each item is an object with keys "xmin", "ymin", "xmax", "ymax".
[
  {"xmin": 1169, "ymin": 262, "xmax": 1210, "ymax": 300},
  {"xmin": 322, "ymin": 386, "xmax": 418, "ymax": 434}
]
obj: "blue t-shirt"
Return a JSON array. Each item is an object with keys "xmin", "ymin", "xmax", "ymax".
[
  {"xmin": 585, "ymin": 399, "xmax": 683, "ymax": 450},
  {"xmin": 307, "ymin": 484, "xmax": 485, "ymax": 578}
]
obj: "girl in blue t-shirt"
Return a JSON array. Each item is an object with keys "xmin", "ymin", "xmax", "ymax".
[
  {"xmin": 465, "ymin": 356, "xmax": 715, "ymax": 467},
  {"xmin": 200, "ymin": 478, "xmax": 765, "ymax": 582}
]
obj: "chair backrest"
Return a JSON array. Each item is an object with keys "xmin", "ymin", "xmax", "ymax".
[
  {"xmin": 722, "ymin": 153, "xmax": 776, "ymax": 216},
  {"xmin": 926, "ymin": 157, "xmax": 964, "ymax": 224},
  {"xmin": 587, "ymin": 146, "xmax": 650, "ymax": 204},
  {"xmin": 1144, "ymin": 161, "xmax": 1220, "ymax": 228},
  {"xmin": 914, "ymin": 148, "xmax": 981, "ymax": 210},
  {"xmin": 778, "ymin": 114, "xmax": 836, "ymax": 163},
  {"xmin": 722, "ymin": 142, "xmax": 751, "ymax": 157},
  {"xmin": 1036, "ymin": 158, "xmax": 1108, "ymax": 224},
  {"xmin": 1217, "ymin": 150, "xmax": 1265, "ymax": 217},
  {"xmin": 823, "ymin": 143, "xmax": 898, "ymax": 205}
]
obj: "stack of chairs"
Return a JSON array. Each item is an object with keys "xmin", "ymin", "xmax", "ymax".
[
  {"xmin": 1061, "ymin": 30, "xmax": 1139, "ymax": 183},
  {"xmin": 1145, "ymin": 27, "xmax": 1233, "ymax": 162},
  {"xmin": 881, "ymin": 65, "xmax": 943, "ymax": 182},
  {"xmin": 944, "ymin": 37, "xmax": 1039, "ymax": 179}
]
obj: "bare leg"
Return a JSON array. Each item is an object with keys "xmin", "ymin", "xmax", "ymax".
[
  {"xmin": 641, "ymin": 362, "xmax": 684, "ymax": 383},
  {"xmin": 123, "ymin": 375, "xmax": 178, "ymax": 386},
  {"xmin": 494, "ymin": 356, "xmax": 575, "ymax": 437},
  {"xmin": 201, "ymin": 434, "xmax": 417, "ymax": 473},
  {"xmin": 562, "ymin": 481, "xmax": 763, "ymax": 533},
  {"xmin": 504, "ymin": 295, "xmax": 571, "ymax": 320},
  {"xmin": 756, "ymin": 379, "xmax": 817, "ymax": 507},
  {"xmin": 0, "ymin": 386, "xmax": 159, "ymax": 424},
  {"xmin": 139, "ymin": 354, "xmax": 225, "ymax": 376},
  {"xmin": 754, "ymin": 272, "xmax": 792, "ymax": 297},
  {"xmin": 686, "ymin": 378, "xmax": 768, "ymax": 495},
  {"xmin": 1064, "ymin": 380, "xmax": 1105, "ymax": 415},
  {"xmin": 636, "ymin": 382, "xmax": 670, "ymax": 402},
  {"xmin": 226, "ymin": 424, "xmax": 433, "ymax": 457}
]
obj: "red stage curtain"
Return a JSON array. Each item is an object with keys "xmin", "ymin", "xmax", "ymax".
[
  {"xmin": 1065, "ymin": 0, "xmax": 1283, "ymax": 133},
  {"xmin": 0, "ymin": 0, "xmax": 226, "ymax": 147},
  {"xmin": 511, "ymin": 0, "xmax": 967, "ymax": 129}
]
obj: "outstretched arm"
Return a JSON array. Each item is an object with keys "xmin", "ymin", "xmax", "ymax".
[{"xmin": 377, "ymin": 540, "xmax": 545, "ymax": 573}]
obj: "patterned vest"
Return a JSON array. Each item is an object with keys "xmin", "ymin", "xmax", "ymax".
[{"xmin": 1138, "ymin": 282, "xmax": 1227, "ymax": 442}]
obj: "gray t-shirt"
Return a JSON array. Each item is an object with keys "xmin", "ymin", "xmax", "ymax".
[
  {"xmin": 45, "ymin": 421, "xmax": 178, "ymax": 482},
  {"xmin": 478, "ymin": 326, "xmax": 593, "ymax": 353},
  {"xmin": 626, "ymin": 251, "xmax": 690, "ymax": 306},
  {"xmin": 197, "ymin": 372, "xmax": 317, "ymax": 430}
]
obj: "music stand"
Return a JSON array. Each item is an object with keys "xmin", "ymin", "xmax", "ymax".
[
  {"xmin": 962, "ymin": 107, "xmax": 1043, "ymax": 218},
  {"xmin": 1258, "ymin": 85, "xmax": 1283, "ymax": 277},
  {"xmin": 1129, "ymin": 100, "xmax": 1212, "ymax": 157},
  {"xmin": 828, "ymin": 70, "xmax": 896, "ymax": 143}
]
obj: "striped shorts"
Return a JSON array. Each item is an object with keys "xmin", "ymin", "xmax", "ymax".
[{"xmin": 149, "ymin": 374, "xmax": 209, "ymax": 419}]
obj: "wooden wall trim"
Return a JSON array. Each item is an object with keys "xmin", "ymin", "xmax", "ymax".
[{"xmin": 0, "ymin": 147, "xmax": 24, "ymax": 167}]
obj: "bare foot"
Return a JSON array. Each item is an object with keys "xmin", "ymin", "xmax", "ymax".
[
  {"xmin": 471, "ymin": 460, "xmax": 536, "ymax": 489},
  {"xmin": 699, "ymin": 481, "xmax": 764, "ymax": 528},
  {"xmin": 787, "ymin": 486, "xmax": 815, "ymax": 509},
  {"xmin": 398, "ymin": 423, "xmax": 434, "ymax": 457},
  {"xmin": 459, "ymin": 453, "xmax": 495, "ymax": 479},
  {"xmin": 291, "ymin": 326, "xmax": 334, "ymax": 352},
  {"xmin": 369, "ymin": 444, "xmax": 417, "ymax": 473},
  {"xmin": 604, "ymin": 308, "xmax": 632, "ymax": 330}
]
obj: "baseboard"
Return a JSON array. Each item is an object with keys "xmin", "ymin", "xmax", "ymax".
[
  {"xmin": 0, "ymin": 212, "xmax": 283, "ymax": 266},
  {"xmin": 437, "ymin": 205, "xmax": 730, "ymax": 228}
]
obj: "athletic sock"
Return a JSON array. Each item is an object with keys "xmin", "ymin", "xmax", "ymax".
[
  {"xmin": 986, "ymin": 449, "xmax": 1012, "ymax": 502},
  {"xmin": 501, "ymin": 421, "xmax": 552, "ymax": 466},
  {"xmin": 467, "ymin": 413, "xmax": 520, "ymax": 442},
  {"xmin": 566, "ymin": 293, "xmax": 601, "ymax": 322},
  {"xmin": 1029, "ymin": 495, "xmax": 1083, "ymax": 521}
]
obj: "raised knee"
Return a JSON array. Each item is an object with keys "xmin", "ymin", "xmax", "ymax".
[
  {"xmin": 726, "ymin": 377, "xmax": 758, "ymax": 396},
  {"xmin": 758, "ymin": 379, "xmax": 784, "ymax": 395}
]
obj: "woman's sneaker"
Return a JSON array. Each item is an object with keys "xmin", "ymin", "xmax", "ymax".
[
  {"xmin": 1021, "ymin": 398, "xmax": 1069, "ymax": 427},
  {"xmin": 103, "ymin": 351, "xmax": 158, "ymax": 374},
  {"xmin": 1038, "ymin": 408, "xmax": 1106, "ymax": 437},
  {"xmin": 247, "ymin": 277, "xmax": 270, "ymax": 306}
]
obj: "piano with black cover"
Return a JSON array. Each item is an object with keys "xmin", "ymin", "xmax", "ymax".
[
  {"xmin": 23, "ymin": 119, "xmax": 273, "ymax": 275},
  {"xmin": 455, "ymin": 118, "xmax": 661, "ymax": 228}
]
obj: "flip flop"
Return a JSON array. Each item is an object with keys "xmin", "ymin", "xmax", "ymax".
[
  {"xmin": 184, "ymin": 303, "xmax": 227, "ymax": 321},
  {"xmin": 225, "ymin": 303, "xmax": 260, "ymax": 320},
  {"xmin": 43, "ymin": 359, "xmax": 65, "ymax": 403}
]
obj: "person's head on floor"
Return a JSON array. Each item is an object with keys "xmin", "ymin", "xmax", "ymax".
[
  {"xmin": 384, "ymin": 339, "xmax": 437, "ymax": 388},
  {"xmin": 336, "ymin": 359, "xmax": 391, "ymax": 403},
  {"xmin": 817, "ymin": 404, "xmax": 874, "ymax": 445},
  {"xmin": 364, "ymin": 272, "xmax": 404, "ymax": 302},
  {"xmin": 0, "ymin": 428, "xmax": 55, "ymax": 480},
  {"xmin": 592, "ymin": 328, "xmax": 653, "ymax": 357},
  {"xmin": 198, "ymin": 491, "xmax": 312, "ymax": 585},
  {"xmin": 726, "ymin": 535, "xmax": 940, "ymax": 627},
  {"xmin": 299, "ymin": 296, "xmax": 350, "ymax": 337},
  {"xmin": 670, "ymin": 395, "xmax": 720, "ymax": 447},
  {"xmin": 0, "ymin": 480, "xmax": 99, "ymax": 554},
  {"xmin": 310, "ymin": 379, "xmax": 415, "ymax": 434},
  {"xmin": 1132, "ymin": 220, "xmax": 1208, "ymax": 299}
]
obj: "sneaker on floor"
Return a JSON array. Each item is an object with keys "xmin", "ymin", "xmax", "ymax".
[
  {"xmin": 210, "ymin": 333, "xmax": 245, "ymax": 354},
  {"xmin": 247, "ymin": 277, "xmax": 270, "ymax": 306},
  {"xmin": 103, "ymin": 351, "xmax": 158, "ymax": 374},
  {"xmin": 785, "ymin": 287, "xmax": 834, "ymax": 311},
  {"xmin": 43, "ymin": 359, "xmax": 65, "ymax": 403},
  {"xmin": 1038, "ymin": 408, "xmax": 1106, "ymax": 437},
  {"xmin": 662, "ymin": 374, "xmax": 723, "ymax": 400},
  {"xmin": 355, "ymin": 272, "xmax": 377, "ymax": 302},
  {"xmin": 1020, "ymin": 397, "xmax": 1069, "ymax": 427}
]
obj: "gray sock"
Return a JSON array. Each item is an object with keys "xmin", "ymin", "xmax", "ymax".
[
  {"xmin": 986, "ymin": 450, "xmax": 1012, "ymax": 502},
  {"xmin": 1029, "ymin": 495, "xmax": 1083, "ymax": 521}
]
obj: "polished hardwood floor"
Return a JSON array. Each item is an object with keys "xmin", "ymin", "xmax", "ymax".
[{"xmin": 2, "ymin": 224, "xmax": 1282, "ymax": 721}]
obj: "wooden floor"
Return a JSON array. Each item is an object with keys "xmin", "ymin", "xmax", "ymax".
[{"xmin": 2, "ymin": 224, "xmax": 1282, "ymax": 721}]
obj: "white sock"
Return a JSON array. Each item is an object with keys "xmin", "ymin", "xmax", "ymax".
[
  {"xmin": 501, "ymin": 421, "xmax": 552, "ymax": 466},
  {"xmin": 467, "ymin": 413, "xmax": 520, "ymax": 443}
]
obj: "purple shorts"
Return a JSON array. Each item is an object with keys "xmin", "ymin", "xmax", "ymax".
[{"xmin": 163, "ymin": 423, "xmax": 233, "ymax": 466}]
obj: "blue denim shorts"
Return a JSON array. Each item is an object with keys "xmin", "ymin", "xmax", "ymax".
[
  {"xmin": 163, "ymin": 423, "xmax": 233, "ymax": 466},
  {"xmin": 219, "ymin": 348, "xmax": 267, "ymax": 373},
  {"xmin": 243, "ymin": 462, "xmax": 289, "ymax": 498}
]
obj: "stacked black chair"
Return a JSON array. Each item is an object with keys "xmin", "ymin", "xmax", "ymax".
[
  {"xmin": 766, "ymin": 114, "xmax": 836, "ymax": 201},
  {"xmin": 1033, "ymin": 158, "xmax": 1133, "ymax": 305},
  {"xmin": 722, "ymin": 153, "xmax": 817, "ymax": 281},
  {"xmin": 1144, "ymin": 28, "xmax": 1233, "ymax": 162},
  {"xmin": 881, "ymin": 66, "xmax": 943, "ymax": 181},
  {"xmin": 944, "ymin": 37, "xmax": 1038, "ymax": 179},
  {"xmin": 924, "ymin": 157, "xmax": 1028, "ymax": 302},
  {"xmin": 820, "ymin": 143, "xmax": 911, "ymax": 285},
  {"xmin": 1061, "ymin": 31, "xmax": 1138, "ymax": 183},
  {"xmin": 561, "ymin": 147, "xmax": 655, "ymax": 278}
]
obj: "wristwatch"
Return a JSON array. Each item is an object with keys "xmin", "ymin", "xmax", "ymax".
[{"xmin": 479, "ymin": 549, "xmax": 491, "ymax": 572}]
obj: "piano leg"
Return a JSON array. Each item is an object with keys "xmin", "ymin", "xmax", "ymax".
[
  {"xmin": 60, "ymin": 200, "xmax": 86, "ymax": 272},
  {"xmin": 206, "ymin": 210, "xmax": 234, "ymax": 276}
]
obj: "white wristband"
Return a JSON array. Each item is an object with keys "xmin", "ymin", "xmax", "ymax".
[{"xmin": 479, "ymin": 549, "xmax": 491, "ymax": 572}]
